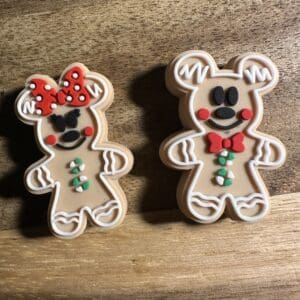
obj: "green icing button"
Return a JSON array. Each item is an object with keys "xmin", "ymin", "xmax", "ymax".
[
  {"xmin": 224, "ymin": 178, "xmax": 232, "ymax": 186},
  {"xmin": 218, "ymin": 156, "xmax": 227, "ymax": 166},
  {"xmin": 72, "ymin": 177, "xmax": 80, "ymax": 187},
  {"xmin": 217, "ymin": 168, "xmax": 227, "ymax": 176},
  {"xmin": 82, "ymin": 181, "xmax": 90, "ymax": 191},
  {"xmin": 71, "ymin": 167, "xmax": 80, "ymax": 174},
  {"xmin": 75, "ymin": 157, "xmax": 82, "ymax": 165},
  {"xmin": 227, "ymin": 152, "xmax": 235, "ymax": 160}
]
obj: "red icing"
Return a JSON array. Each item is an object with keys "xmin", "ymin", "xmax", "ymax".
[
  {"xmin": 29, "ymin": 66, "xmax": 92, "ymax": 116},
  {"xmin": 45, "ymin": 135, "xmax": 57, "ymax": 145},
  {"xmin": 207, "ymin": 132, "xmax": 245, "ymax": 153},
  {"xmin": 197, "ymin": 108, "xmax": 210, "ymax": 120},
  {"xmin": 240, "ymin": 108, "xmax": 253, "ymax": 120},
  {"xmin": 83, "ymin": 126, "xmax": 94, "ymax": 136}
]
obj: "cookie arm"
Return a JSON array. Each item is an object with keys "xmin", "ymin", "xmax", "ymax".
[
  {"xmin": 160, "ymin": 131, "xmax": 203, "ymax": 170},
  {"xmin": 25, "ymin": 160, "xmax": 55, "ymax": 194},
  {"xmin": 254, "ymin": 134, "xmax": 286, "ymax": 169},
  {"xmin": 99, "ymin": 143, "xmax": 133, "ymax": 177}
]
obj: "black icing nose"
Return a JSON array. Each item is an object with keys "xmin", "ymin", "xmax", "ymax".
[
  {"xmin": 61, "ymin": 130, "xmax": 80, "ymax": 142},
  {"xmin": 214, "ymin": 107, "xmax": 235, "ymax": 119}
]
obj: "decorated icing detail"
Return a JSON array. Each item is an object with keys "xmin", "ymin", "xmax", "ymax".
[
  {"xmin": 160, "ymin": 51, "xmax": 286, "ymax": 224},
  {"xmin": 16, "ymin": 63, "xmax": 134, "ymax": 239}
]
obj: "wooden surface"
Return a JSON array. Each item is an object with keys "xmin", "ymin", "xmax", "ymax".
[
  {"xmin": 0, "ymin": 0, "xmax": 298, "ymax": 230},
  {"xmin": 0, "ymin": 193, "xmax": 299, "ymax": 299}
]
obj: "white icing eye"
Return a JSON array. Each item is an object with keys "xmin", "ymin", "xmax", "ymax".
[
  {"xmin": 66, "ymin": 95, "xmax": 73, "ymax": 102},
  {"xmin": 36, "ymin": 95, "xmax": 43, "ymax": 101},
  {"xmin": 36, "ymin": 109, "xmax": 42, "ymax": 115},
  {"xmin": 51, "ymin": 103, "xmax": 57, "ymax": 109},
  {"xmin": 74, "ymin": 84, "xmax": 81, "ymax": 91},
  {"xmin": 79, "ymin": 95, "xmax": 85, "ymax": 101},
  {"xmin": 45, "ymin": 84, "xmax": 51, "ymax": 90},
  {"xmin": 29, "ymin": 83, "xmax": 36, "ymax": 89},
  {"xmin": 63, "ymin": 81, "xmax": 69, "ymax": 87},
  {"xmin": 72, "ymin": 72, "xmax": 79, "ymax": 79}
]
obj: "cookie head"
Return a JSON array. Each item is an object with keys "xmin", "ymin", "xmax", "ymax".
[
  {"xmin": 169, "ymin": 51, "xmax": 279, "ymax": 133},
  {"xmin": 16, "ymin": 63, "xmax": 113, "ymax": 151}
]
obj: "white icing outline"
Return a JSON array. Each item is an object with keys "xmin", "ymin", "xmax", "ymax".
[
  {"xmin": 162, "ymin": 51, "xmax": 286, "ymax": 223},
  {"xmin": 15, "ymin": 63, "xmax": 132, "ymax": 238}
]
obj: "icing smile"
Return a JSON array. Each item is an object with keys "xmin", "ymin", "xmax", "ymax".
[
  {"xmin": 56, "ymin": 136, "xmax": 86, "ymax": 150},
  {"xmin": 207, "ymin": 119, "xmax": 243, "ymax": 130}
]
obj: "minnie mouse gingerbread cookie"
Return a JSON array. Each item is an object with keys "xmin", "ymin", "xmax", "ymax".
[
  {"xmin": 16, "ymin": 63, "xmax": 133, "ymax": 238},
  {"xmin": 160, "ymin": 51, "xmax": 286, "ymax": 223}
]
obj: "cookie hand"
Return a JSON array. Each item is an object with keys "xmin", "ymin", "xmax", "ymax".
[
  {"xmin": 160, "ymin": 131, "xmax": 203, "ymax": 170},
  {"xmin": 25, "ymin": 161, "xmax": 54, "ymax": 194}
]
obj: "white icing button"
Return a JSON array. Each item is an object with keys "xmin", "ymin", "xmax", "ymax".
[
  {"xmin": 74, "ymin": 84, "xmax": 81, "ymax": 91},
  {"xmin": 66, "ymin": 95, "xmax": 73, "ymax": 102},
  {"xmin": 36, "ymin": 95, "xmax": 42, "ymax": 101},
  {"xmin": 79, "ymin": 95, "xmax": 85, "ymax": 101},
  {"xmin": 75, "ymin": 186, "xmax": 83, "ymax": 193},
  {"xmin": 63, "ymin": 81, "xmax": 69, "ymax": 87},
  {"xmin": 29, "ymin": 83, "xmax": 36, "ymax": 89},
  {"xmin": 226, "ymin": 160, "xmax": 233, "ymax": 166},
  {"xmin": 45, "ymin": 84, "xmax": 51, "ymax": 90},
  {"xmin": 80, "ymin": 176, "xmax": 87, "ymax": 181},
  {"xmin": 216, "ymin": 176, "xmax": 224, "ymax": 186},
  {"xmin": 79, "ymin": 164, "xmax": 85, "ymax": 171},
  {"xmin": 70, "ymin": 161, "xmax": 76, "ymax": 168},
  {"xmin": 36, "ymin": 109, "xmax": 42, "ymax": 115},
  {"xmin": 220, "ymin": 150, "xmax": 228, "ymax": 157},
  {"xmin": 51, "ymin": 103, "xmax": 57, "ymax": 109},
  {"xmin": 72, "ymin": 72, "xmax": 79, "ymax": 79},
  {"xmin": 227, "ymin": 171, "xmax": 235, "ymax": 179}
]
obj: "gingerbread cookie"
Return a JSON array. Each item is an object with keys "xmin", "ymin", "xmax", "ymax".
[
  {"xmin": 16, "ymin": 63, "xmax": 133, "ymax": 238},
  {"xmin": 160, "ymin": 51, "xmax": 286, "ymax": 223}
]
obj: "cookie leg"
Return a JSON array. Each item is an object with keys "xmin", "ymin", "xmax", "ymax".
[
  {"xmin": 230, "ymin": 193, "xmax": 269, "ymax": 222},
  {"xmin": 184, "ymin": 192, "xmax": 226, "ymax": 224},
  {"xmin": 50, "ymin": 210, "xmax": 87, "ymax": 239}
]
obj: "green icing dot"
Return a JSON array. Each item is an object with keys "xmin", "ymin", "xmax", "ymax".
[
  {"xmin": 71, "ymin": 167, "xmax": 80, "ymax": 174},
  {"xmin": 227, "ymin": 152, "xmax": 235, "ymax": 160},
  {"xmin": 224, "ymin": 178, "xmax": 232, "ymax": 186},
  {"xmin": 72, "ymin": 177, "xmax": 80, "ymax": 187},
  {"xmin": 217, "ymin": 168, "xmax": 227, "ymax": 177},
  {"xmin": 75, "ymin": 157, "xmax": 82, "ymax": 165},
  {"xmin": 82, "ymin": 181, "xmax": 90, "ymax": 191},
  {"xmin": 218, "ymin": 156, "xmax": 227, "ymax": 166}
]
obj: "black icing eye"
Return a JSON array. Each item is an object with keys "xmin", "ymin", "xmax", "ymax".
[
  {"xmin": 212, "ymin": 86, "xmax": 225, "ymax": 105},
  {"xmin": 226, "ymin": 87, "xmax": 238, "ymax": 106},
  {"xmin": 65, "ymin": 109, "xmax": 80, "ymax": 128},
  {"xmin": 50, "ymin": 114, "xmax": 65, "ymax": 132}
]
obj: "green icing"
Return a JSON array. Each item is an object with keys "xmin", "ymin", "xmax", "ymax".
[
  {"xmin": 218, "ymin": 156, "xmax": 227, "ymax": 166},
  {"xmin": 71, "ymin": 167, "xmax": 80, "ymax": 174},
  {"xmin": 227, "ymin": 152, "xmax": 235, "ymax": 160},
  {"xmin": 217, "ymin": 168, "xmax": 227, "ymax": 176},
  {"xmin": 72, "ymin": 177, "xmax": 80, "ymax": 187},
  {"xmin": 82, "ymin": 181, "xmax": 90, "ymax": 190},
  {"xmin": 75, "ymin": 157, "xmax": 82, "ymax": 165},
  {"xmin": 223, "ymin": 178, "xmax": 232, "ymax": 186}
]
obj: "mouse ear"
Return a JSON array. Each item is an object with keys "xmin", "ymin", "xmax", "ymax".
[
  {"xmin": 166, "ymin": 50, "xmax": 218, "ymax": 94},
  {"xmin": 15, "ymin": 76, "xmax": 58, "ymax": 125},
  {"xmin": 236, "ymin": 53, "xmax": 279, "ymax": 94}
]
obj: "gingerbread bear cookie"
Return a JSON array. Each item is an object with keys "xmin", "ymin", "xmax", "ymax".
[
  {"xmin": 160, "ymin": 51, "xmax": 286, "ymax": 223},
  {"xmin": 16, "ymin": 63, "xmax": 133, "ymax": 238}
]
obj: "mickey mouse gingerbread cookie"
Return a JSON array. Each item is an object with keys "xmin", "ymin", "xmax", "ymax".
[
  {"xmin": 16, "ymin": 63, "xmax": 133, "ymax": 238},
  {"xmin": 160, "ymin": 51, "xmax": 286, "ymax": 223}
]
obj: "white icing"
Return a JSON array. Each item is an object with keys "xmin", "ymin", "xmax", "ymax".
[
  {"xmin": 178, "ymin": 63, "xmax": 209, "ymax": 84},
  {"xmin": 63, "ymin": 81, "xmax": 69, "ymax": 87},
  {"xmin": 216, "ymin": 176, "xmax": 224, "ymax": 186},
  {"xmin": 45, "ymin": 84, "xmax": 51, "ymax": 90},
  {"xmin": 29, "ymin": 83, "xmax": 36, "ymax": 89},
  {"xmin": 86, "ymin": 83, "xmax": 103, "ymax": 98},
  {"xmin": 36, "ymin": 95, "xmax": 42, "ymax": 101},
  {"xmin": 74, "ymin": 84, "xmax": 81, "ymax": 91},
  {"xmin": 244, "ymin": 65, "xmax": 272, "ymax": 84},
  {"xmin": 72, "ymin": 72, "xmax": 79, "ymax": 79},
  {"xmin": 22, "ymin": 100, "xmax": 36, "ymax": 115},
  {"xmin": 220, "ymin": 150, "xmax": 228, "ymax": 157},
  {"xmin": 66, "ymin": 95, "xmax": 72, "ymax": 102},
  {"xmin": 227, "ymin": 171, "xmax": 234, "ymax": 179}
]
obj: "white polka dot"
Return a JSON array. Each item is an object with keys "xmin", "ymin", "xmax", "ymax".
[
  {"xmin": 63, "ymin": 81, "xmax": 69, "ymax": 87},
  {"xmin": 79, "ymin": 95, "xmax": 85, "ymax": 101},
  {"xmin": 45, "ymin": 84, "xmax": 51, "ymax": 90},
  {"xmin": 66, "ymin": 95, "xmax": 73, "ymax": 102},
  {"xmin": 36, "ymin": 96, "xmax": 42, "ymax": 101},
  {"xmin": 36, "ymin": 109, "xmax": 42, "ymax": 115},
  {"xmin": 72, "ymin": 72, "xmax": 79, "ymax": 79},
  {"xmin": 74, "ymin": 84, "xmax": 81, "ymax": 91},
  {"xmin": 29, "ymin": 83, "xmax": 36, "ymax": 89},
  {"xmin": 51, "ymin": 103, "xmax": 57, "ymax": 109}
]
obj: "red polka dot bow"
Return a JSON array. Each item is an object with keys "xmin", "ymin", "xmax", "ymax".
[
  {"xmin": 29, "ymin": 66, "xmax": 91, "ymax": 116},
  {"xmin": 207, "ymin": 132, "xmax": 245, "ymax": 153}
]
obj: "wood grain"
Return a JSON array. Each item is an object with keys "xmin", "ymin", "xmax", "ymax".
[
  {"xmin": 0, "ymin": 0, "xmax": 299, "ymax": 230},
  {"xmin": 0, "ymin": 193, "xmax": 299, "ymax": 299}
]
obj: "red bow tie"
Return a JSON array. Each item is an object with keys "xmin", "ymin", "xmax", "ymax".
[{"xmin": 207, "ymin": 132, "xmax": 245, "ymax": 153}]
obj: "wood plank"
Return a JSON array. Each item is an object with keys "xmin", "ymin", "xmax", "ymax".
[
  {"xmin": 0, "ymin": 0, "xmax": 299, "ymax": 229},
  {"xmin": 0, "ymin": 193, "xmax": 299, "ymax": 299}
]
